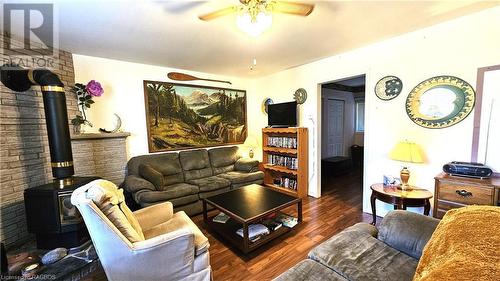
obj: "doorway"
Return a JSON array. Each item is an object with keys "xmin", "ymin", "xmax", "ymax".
[{"xmin": 320, "ymin": 75, "xmax": 366, "ymax": 197}]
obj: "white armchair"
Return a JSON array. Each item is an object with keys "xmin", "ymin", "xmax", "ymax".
[{"xmin": 71, "ymin": 179, "xmax": 211, "ymax": 281}]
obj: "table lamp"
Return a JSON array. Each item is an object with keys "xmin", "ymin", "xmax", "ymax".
[
  {"xmin": 389, "ymin": 141, "xmax": 424, "ymax": 191},
  {"xmin": 243, "ymin": 135, "xmax": 258, "ymax": 158}
]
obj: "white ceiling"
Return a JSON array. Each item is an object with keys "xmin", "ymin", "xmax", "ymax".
[{"xmin": 9, "ymin": 0, "xmax": 500, "ymax": 77}]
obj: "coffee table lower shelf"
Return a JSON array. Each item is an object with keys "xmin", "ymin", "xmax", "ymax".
[
  {"xmin": 201, "ymin": 184, "xmax": 302, "ymax": 254},
  {"xmin": 204, "ymin": 215, "xmax": 295, "ymax": 253}
]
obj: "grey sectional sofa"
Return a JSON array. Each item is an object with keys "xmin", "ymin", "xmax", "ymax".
[
  {"xmin": 274, "ymin": 211, "xmax": 439, "ymax": 281},
  {"xmin": 122, "ymin": 146, "xmax": 264, "ymax": 215}
]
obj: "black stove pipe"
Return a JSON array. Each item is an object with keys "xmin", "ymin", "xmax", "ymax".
[{"xmin": 1, "ymin": 65, "xmax": 74, "ymax": 182}]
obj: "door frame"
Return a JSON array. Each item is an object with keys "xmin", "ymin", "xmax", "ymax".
[{"xmin": 318, "ymin": 74, "xmax": 367, "ymax": 198}]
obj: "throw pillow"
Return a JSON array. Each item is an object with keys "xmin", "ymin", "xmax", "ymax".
[
  {"xmin": 86, "ymin": 179, "xmax": 145, "ymax": 243},
  {"xmin": 139, "ymin": 164, "xmax": 165, "ymax": 189}
]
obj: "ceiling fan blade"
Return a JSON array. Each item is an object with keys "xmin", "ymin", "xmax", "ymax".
[
  {"xmin": 198, "ymin": 6, "xmax": 238, "ymax": 21},
  {"xmin": 272, "ymin": 1, "xmax": 315, "ymax": 16}
]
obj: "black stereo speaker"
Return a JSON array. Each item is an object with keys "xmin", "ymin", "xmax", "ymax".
[{"xmin": 443, "ymin": 161, "xmax": 493, "ymax": 179}]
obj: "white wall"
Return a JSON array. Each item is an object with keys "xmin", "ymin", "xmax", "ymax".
[
  {"xmin": 252, "ymin": 7, "xmax": 500, "ymax": 213},
  {"xmin": 73, "ymin": 7, "xmax": 500, "ymax": 217},
  {"xmin": 73, "ymin": 55, "xmax": 259, "ymax": 158}
]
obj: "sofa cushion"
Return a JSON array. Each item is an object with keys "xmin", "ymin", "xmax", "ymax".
[
  {"xmin": 134, "ymin": 183, "xmax": 199, "ymax": 203},
  {"xmin": 198, "ymin": 187, "xmax": 231, "ymax": 199},
  {"xmin": 168, "ymin": 194, "xmax": 200, "ymax": 207},
  {"xmin": 232, "ymin": 180, "xmax": 264, "ymax": 190},
  {"xmin": 179, "ymin": 149, "xmax": 213, "ymax": 180},
  {"xmin": 143, "ymin": 211, "xmax": 209, "ymax": 256},
  {"xmin": 173, "ymin": 200, "xmax": 203, "ymax": 216},
  {"xmin": 86, "ymin": 180, "xmax": 145, "ymax": 243},
  {"xmin": 188, "ymin": 176, "xmax": 231, "ymax": 192},
  {"xmin": 414, "ymin": 206, "xmax": 500, "ymax": 281},
  {"xmin": 273, "ymin": 259, "xmax": 347, "ymax": 281},
  {"xmin": 218, "ymin": 171, "xmax": 264, "ymax": 185},
  {"xmin": 139, "ymin": 164, "xmax": 164, "ymax": 189},
  {"xmin": 208, "ymin": 146, "xmax": 240, "ymax": 175},
  {"xmin": 308, "ymin": 225, "xmax": 418, "ymax": 281}
]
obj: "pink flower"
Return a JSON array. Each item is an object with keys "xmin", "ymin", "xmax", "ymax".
[{"xmin": 86, "ymin": 80, "xmax": 104, "ymax": 97}]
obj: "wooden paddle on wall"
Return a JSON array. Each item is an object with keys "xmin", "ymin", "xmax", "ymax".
[{"xmin": 167, "ymin": 72, "xmax": 232, "ymax": 85}]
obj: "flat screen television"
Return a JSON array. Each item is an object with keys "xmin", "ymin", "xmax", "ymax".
[{"xmin": 268, "ymin": 101, "xmax": 297, "ymax": 127}]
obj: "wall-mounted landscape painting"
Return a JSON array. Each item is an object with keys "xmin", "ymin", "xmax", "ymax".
[{"xmin": 143, "ymin": 81, "xmax": 247, "ymax": 152}]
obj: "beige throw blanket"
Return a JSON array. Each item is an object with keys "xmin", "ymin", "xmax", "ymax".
[{"xmin": 413, "ymin": 205, "xmax": 500, "ymax": 281}]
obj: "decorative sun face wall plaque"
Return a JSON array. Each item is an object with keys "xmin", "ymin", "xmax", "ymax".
[
  {"xmin": 375, "ymin": 76, "xmax": 403, "ymax": 100},
  {"xmin": 406, "ymin": 75, "xmax": 475, "ymax": 129}
]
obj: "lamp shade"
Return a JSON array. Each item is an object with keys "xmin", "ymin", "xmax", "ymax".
[
  {"xmin": 389, "ymin": 141, "xmax": 424, "ymax": 163},
  {"xmin": 243, "ymin": 135, "xmax": 258, "ymax": 148}
]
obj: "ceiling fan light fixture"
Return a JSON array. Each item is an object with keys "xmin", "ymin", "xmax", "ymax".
[{"xmin": 236, "ymin": 11, "xmax": 272, "ymax": 37}]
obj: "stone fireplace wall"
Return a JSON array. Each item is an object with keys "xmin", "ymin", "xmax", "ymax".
[
  {"xmin": 0, "ymin": 34, "xmax": 128, "ymax": 248},
  {"xmin": 1, "ymin": 34, "xmax": 79, "ymax": 248}
]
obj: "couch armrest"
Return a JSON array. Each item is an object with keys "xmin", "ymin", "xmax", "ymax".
[
  {"xmin": 133, "ymin": 202, "xmax": 174, "ymax": 232},
  {"xmin": 234, "ymin": 158, "xmax": 259, "ymax": 173},
  {"xmin": 378, "ymin": 210, "xmax": 439, "ymax": 259},
  {"xmin": 123, "ymin": 175, "xmax": 156, "ymax": 193},
  {"xmin": 345, "ymin": 222, "xmax": 378, "ymax": 237},
  {"xmin": 130, "ymin": 228, "xmax": 198, "ymax": 280}
]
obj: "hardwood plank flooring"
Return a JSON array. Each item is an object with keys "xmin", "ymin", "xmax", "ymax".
[
  {"xmin": 88, "ymin": 170, "xmax": 376, "ymax": 281},
  {"xmin": 193, "ymin": 170, "xmax": 372, "ymax": 281}
]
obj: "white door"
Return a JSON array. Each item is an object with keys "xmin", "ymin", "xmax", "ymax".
[{"xmin": 327, "ymin": 99, "xmax": 345, "ymax": 157}]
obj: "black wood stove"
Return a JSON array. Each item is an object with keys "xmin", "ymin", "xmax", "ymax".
[
  {"xmin": 24, "ymin": 177, "xmax": 97, "ymax": 249},
  {"xmin": 1, "ymin": 65, "xmax": 95, "ymax": 249}
]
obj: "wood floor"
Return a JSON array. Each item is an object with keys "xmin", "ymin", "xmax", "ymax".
[
  {"xmin": 88, "ymin": 170, "xmax": 373, "ymax": 281},
  {"xmin": 193, "ymin": 170, "xmax": 372, "ymax": 281}
]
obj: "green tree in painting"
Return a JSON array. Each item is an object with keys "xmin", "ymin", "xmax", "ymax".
[{"xmin": 148, "ymin": 83, "xmax": 175, "ymax": 127}]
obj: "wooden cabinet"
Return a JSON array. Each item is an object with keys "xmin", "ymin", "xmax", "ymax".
[
  {"xmin": 262, "ymin": 127, "xmax": 308, "ymax": 198},
  {"xmin": 434, "ymin": 172, "xmax": 500, "ymax": 219}
]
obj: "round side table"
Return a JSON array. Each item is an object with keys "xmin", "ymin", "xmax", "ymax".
[{"xmin": 370, "ymin": 183, "xmax": 433, "ymax": 225}]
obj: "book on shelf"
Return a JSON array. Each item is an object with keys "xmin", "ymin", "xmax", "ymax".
[
  {"xmin": 261, "ymin": 219, "xmax": 282, "ymax": 231},
  {"xmin": 275, "ymin": 213, "xmax": 298, "ymax": 228},
  {"xmin": 267, "ymin": 136, "xmax": 297, "ymax": 149},
  {"xmin": 212, "ymin": 212, "xmax": 230, "ymax": 223},
  {"xmin": 236, "ymin": 224, "xmax": 270, "ymax": 241},
  {"xmin": 268, "ymin": 154, "xmax": 298, "ymax": 170}
]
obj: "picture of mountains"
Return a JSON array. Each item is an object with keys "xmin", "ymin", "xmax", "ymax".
[{"xmin": 143, "ymin": 81, "xmax": 247, "ymax": 152}]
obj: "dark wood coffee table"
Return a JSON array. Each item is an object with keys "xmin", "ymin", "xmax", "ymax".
[{"xmin": 202, "ymin": 184, "xmax": 302, "ymax": 253}]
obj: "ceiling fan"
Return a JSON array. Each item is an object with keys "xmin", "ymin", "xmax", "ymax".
[{"xmin": 198, "ymin": 0, "xmax": 315, "ymax": 22}]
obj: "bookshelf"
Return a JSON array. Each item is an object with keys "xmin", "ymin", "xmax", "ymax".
[{"xmin": 262, "ymin": 127, "xmax": 308, "ymax": 198}]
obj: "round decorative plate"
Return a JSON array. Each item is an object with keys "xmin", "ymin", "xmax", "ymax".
[
  {"xmin": 374, "ymin": 76, "xmax": 403, "ymax": 100},
  {"xmin": 262, "ymin": 97, "xmax": 274, "ymax": 114},
  {"xmin": 294, "ymin": 88, "xmax": 307, "ymax": 104},
  {"xmin": 406, "ymin": 75, "xmax": 475, "ymax": 129}
]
